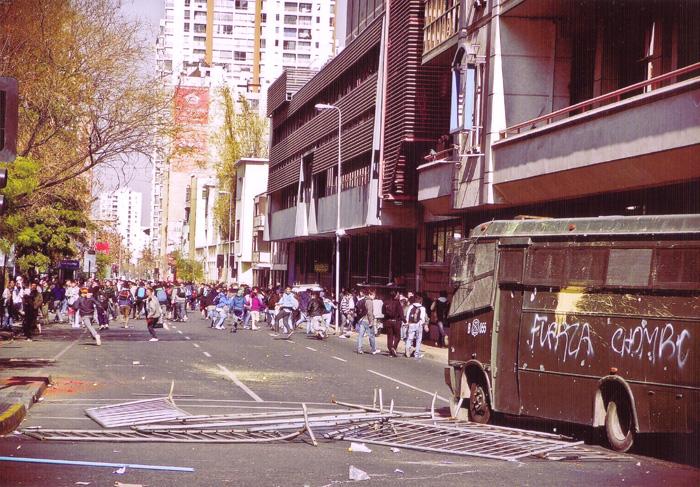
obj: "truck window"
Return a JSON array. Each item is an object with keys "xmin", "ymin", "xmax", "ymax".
[
  {"xmin": 568, "ymin": 247, "xmax": 608, "ymax": 286},
  {"xmin": 653, "ymin": 247, "xmax": 700, "ymax": 290},
  {"xmin": 524, "ymin": 248, "xmax": 565, "ymax": 286},
  {"xmin": 606, "ymin": 248, "xmax": 652, "ymax": 288},
  {"xmin": 450, "ymin": 241, "xmax": 496, "ymax": 316}
]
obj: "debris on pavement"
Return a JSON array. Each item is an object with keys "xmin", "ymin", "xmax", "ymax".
[
  {"xmin": 348, "ymin": 442, "xmax": 372, "ymax": 453},
  {"xmin": 348, "ymin": 465, "xmax": 370, "ymax": 481},
  {"xmin": 113, "ymin": 466, "xmax": 126, "ymax": 474}
]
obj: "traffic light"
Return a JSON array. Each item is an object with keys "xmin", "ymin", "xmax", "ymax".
[
  {"xmin": 0, "ymin": 77, "xmax": 19, "ymax": 163},
  {"xmin": 0, "ymin": 168, "xmax": 6, "ymax": 217}
]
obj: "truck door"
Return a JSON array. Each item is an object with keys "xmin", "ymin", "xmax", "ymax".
[{"xmin": 492, "ymin": 243, "xmax": 528, "ymax": 415}]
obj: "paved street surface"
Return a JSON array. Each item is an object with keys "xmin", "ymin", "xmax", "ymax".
[{"xmin": 1, "ymin": 313, "xmax": 699, "ymax": 486}]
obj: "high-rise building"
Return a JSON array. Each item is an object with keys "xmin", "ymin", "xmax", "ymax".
[
  {"xmin": 155, "ymin": 0, "xmax": 338, "ymax": 115},
  {"xmin": 97, "ymin": 188, "xmax": 145, "ymax": 260},
  {"xmin": 151, "ymin": 0, "xmax": 339, "ymax": 274}
]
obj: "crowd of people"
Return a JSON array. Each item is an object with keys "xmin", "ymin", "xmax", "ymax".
[{"xmin": 1, "ymin": 276, "xmax": 451, "ymax": 358}]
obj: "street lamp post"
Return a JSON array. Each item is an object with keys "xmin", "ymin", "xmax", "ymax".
[
  {"xmin": 219, "ymin": 190, "xmax": 232, "ymax": 286},
  {"xmin": 315, "ymin": 103, "xmax": 342, "ymax": 333}
]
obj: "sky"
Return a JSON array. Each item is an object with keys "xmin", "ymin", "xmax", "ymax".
[{"xmin": 115, "ymin": 0, "xmax": 165, "ymax": 227}]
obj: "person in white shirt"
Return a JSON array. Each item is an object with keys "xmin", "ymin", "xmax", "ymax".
[{"xmin": 404, "ymin": 294, "xmax": 427, "ymax": 359}]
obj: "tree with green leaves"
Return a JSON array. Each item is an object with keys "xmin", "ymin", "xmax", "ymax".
[
  {"xmin": 210, "ymin": 87, "xmax": 268, "ymax": 240},
  {"xmin": 0, "ymin": 0, "xmax": 176, "ymax": 275},
  {"xmin": 170, "ymin": 250, "xmax": 204, "ymax": 283},
  {"xmin": 0, "ymin": 157, "xmax": 92, "ymax": 276}
]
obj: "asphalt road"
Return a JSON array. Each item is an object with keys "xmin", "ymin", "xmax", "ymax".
[{"xmin": 1, "ymin": 312, "xmax": 699, "ymax": 486}]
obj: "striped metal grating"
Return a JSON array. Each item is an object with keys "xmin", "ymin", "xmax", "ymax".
[{"xmin": 84, "ymin": 397, "xmax": 191, "ymax": 428}]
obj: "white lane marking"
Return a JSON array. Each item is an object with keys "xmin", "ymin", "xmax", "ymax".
[
  {"xmin": 193, "ymin": 343, "xmax": 200, "ymax": 348},
  {"xmin": 177, "ymin": 330, "xmax": 183, "ymax": 334},
  {"xmin": 185, "ymin": 337, "xmax": 191, "ymax": 340},
  {"xmin": 305, "ymin": 346, "xmax": 317, "ymax": 352},
  {"xmin": 366, "ymin": 369, "xmax": 449, "ymax": 403},
  {"xmin": 51, "ymin": 332, "xmax": 86, "ymax": 361},
  {"xmin": 331, "ymin": 356, "xmax": 347, "ymax": 363},
  {"xmin": 216, "ymin": 364, "xmax": 264, "ymax": 403},
  {"xmin": 203, "ymin": 352, "xmax": 211, "ymax": 358}
]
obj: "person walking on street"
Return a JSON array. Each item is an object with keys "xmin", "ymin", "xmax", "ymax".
[
  {"xmin": 248, "ymin": 291, "xmax": 263, "ymax": 330},
  {"xmin": 71, "ymin": 287, "xmax": 102, "ymax": 346},
  {"xmin": 308, "ymin": 291, "xmax": 326, "ymax": 339},
  {"xmin": 338, "ymin": 289, "xmax": 355, "ymax": 338},
  {"xmin": 382, "ymin": 291, "xmax": 405, "ymax": 357},
  {"xmin": 274, "ymin": 286, "xmax": 298, "ymax": 336},
  {"xmin": 2, "ymin": 279, "xmax": 15, "ymax": 331},
  {"xmin": 431, "ymin": 290, "xmax": 450, "ymax": 348},
  {"xmin": 117, "ymin": 284, "xmax": 134, "ymax": 328},
  {"xmin": 23, "ymin": 281, "xmax": 43, "ymax": 341},
  {"xmin": 213, "ymin": 289, "xmax": 232, "ymax": 330},
  {"xmin": 51, "ymin": 281, "xmax": 66, "ymax": 323},
  {"xmin": 404, "ymin": 294, "xmax": 427, "ymax": 359},
  {"xmin": 356, "ymin": 290, "xmax": 380, "ymax": 355},
  {"xmin": 145, "ymin": 287, "xmax": 163, "ymax": 341}
]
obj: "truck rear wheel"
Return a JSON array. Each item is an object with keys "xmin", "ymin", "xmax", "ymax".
[
  {"xmin": 468, "ymin": 382, "xmax": 491, "ymax": 424},
  {"xmin": 605, "ymin": 394, "xmax": 635, "ymax": 452}
]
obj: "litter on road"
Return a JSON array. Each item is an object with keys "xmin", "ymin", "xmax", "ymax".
[{"xmin": 348, "ymin": 465, "xmax": 370, "ymax": 481}]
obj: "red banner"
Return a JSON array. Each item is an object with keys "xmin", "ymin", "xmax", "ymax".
[{"xmin": 95, "ymin": 243, "xmax": 109, "ymax": 254}]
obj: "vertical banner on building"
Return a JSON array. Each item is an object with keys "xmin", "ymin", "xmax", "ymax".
[{"xmin": 172, "ymin": 86, "xmax": 210, "ymax": 172}]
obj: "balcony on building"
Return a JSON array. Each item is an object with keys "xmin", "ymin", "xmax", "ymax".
[
  {"xmin": 422, "ymin": 0, "xmax": 461, "ymax": 64},
  {"xmin": 487, "ymin": 0, "xmax": 700, "ymax": 206}
]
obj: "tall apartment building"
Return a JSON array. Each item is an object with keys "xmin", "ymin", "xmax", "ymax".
[
  {"xmin": 151, "ymin": 0, "xmax": 338, "ymax": 274},
  {"xmin": 97, "ymin": 188, "xmax": 146, "ymax": 261}
]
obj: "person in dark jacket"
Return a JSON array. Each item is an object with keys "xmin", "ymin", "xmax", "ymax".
[
  {"xmin": 23, "ymin": 281, "xmax": 43, "ymax": 341},
  {"xmin": 72, "ymin": 287, "xmax": 103, "ymax": 346},
  {"xmin": 51, "ymin": 282, "xmax": 66, "ymax": 323},
  {"xmin": 308, "ymin": 291, "xmax": 327, "ymax": 339},
  {"xmin": 93, "ymin": 285, "xmax": 111, "ymax": 330},
  {"xmin": 382, "ymin": 291, "xmax": 406, "ymax": 357}
]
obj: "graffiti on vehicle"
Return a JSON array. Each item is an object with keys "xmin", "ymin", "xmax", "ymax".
[
  {"xmin": 467, "ymin": 318, "xmax": 487, "ymax": 337},
  {"xmin": 611, "ymin": 320, "xmax": 691, "ymax": 369},
  {"xmin": 529, "ymin": 314, "xmax": 594, "ymax": 363}
]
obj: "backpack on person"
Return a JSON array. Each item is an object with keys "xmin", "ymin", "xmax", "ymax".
[
  {"xmin": 156, "ymin": 288, "xmax": 168, "ymax": 304},
  {"xmin": 213, "ymin": 293, "xmax": 222, "ymax": 306},
  {"xmin": 177, "ymin": 287, "xmax": 186, "ymax": 298},
  {"xmin": 355, "ymin": 297, "xmax": 367, "ymax": 319},
  {"xmin": 136, "ymin": 286, "xmax": 146, "ymax": 299},
  {"xmin": 407, "ymin": 305, "xmax": 422, "ymax": 325},
  {"xmin": 118, "ymin": 289, "xmax": 131, "ymax": 306}
]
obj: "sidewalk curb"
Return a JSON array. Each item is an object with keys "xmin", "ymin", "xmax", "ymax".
[
  {"xmin": 0, "ymin": 403, "xmax": 26, "ymax": 436},
  {"xmin": 0, "ymin": 376, "xmax": 52, "ymax": 436}
]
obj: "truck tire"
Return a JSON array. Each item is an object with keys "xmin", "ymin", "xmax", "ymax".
[{"xmin": 605, "ymin": 395, "xmax": 635, "ymax": 453}]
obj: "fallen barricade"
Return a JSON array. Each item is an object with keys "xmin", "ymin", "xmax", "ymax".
[{"xmin": 20, "ymin": 387, "xmax": 605, "ymax": 462}]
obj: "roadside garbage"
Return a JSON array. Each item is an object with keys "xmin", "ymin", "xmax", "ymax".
[
  {"xmin": 349, "ymin": 465, "xmax": 370, "ymax": 481},
  {"xmin": 113, "ymin": 466, "xmax": 126, "ymax": 474},
  {"xmin": 393, "ymin": 469, "xmax": 404, "ymax": 474}
]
